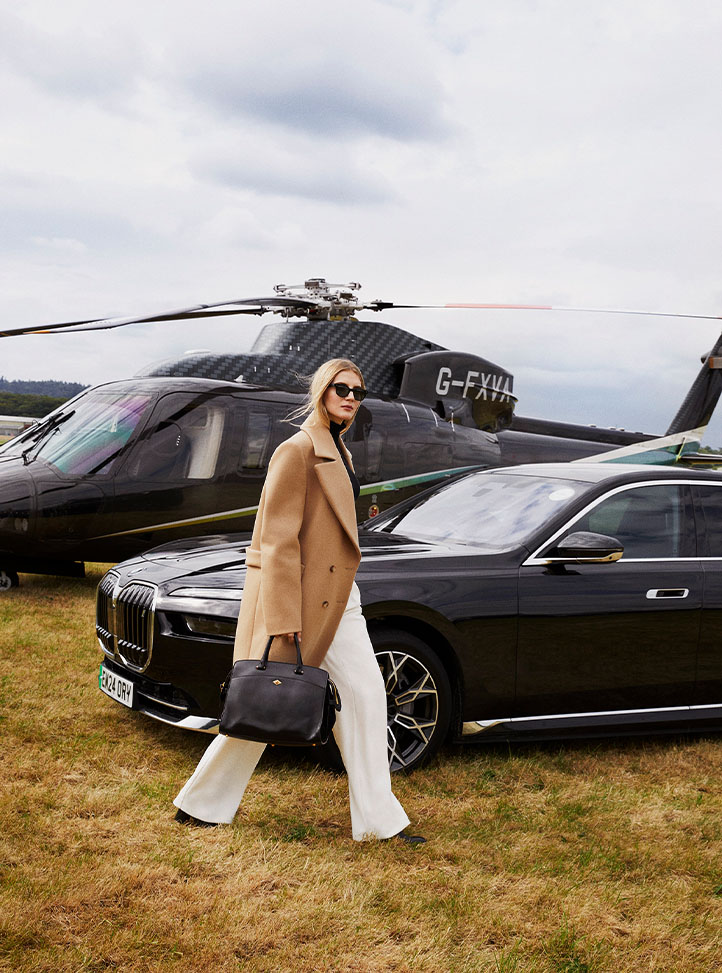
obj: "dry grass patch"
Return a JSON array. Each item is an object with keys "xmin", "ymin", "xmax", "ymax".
[{"xmin": 1, "ymin": 568, "xmax": 722, "ymax": 971}]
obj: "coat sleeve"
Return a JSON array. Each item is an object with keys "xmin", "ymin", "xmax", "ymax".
[{"xmin": 258, "ymin": 437, "xmax": 307, "ymax": 635}]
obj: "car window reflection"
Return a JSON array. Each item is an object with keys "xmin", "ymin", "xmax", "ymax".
[{"xmin": 569, "ymin": 484, "xmax": 692, "ymax": 559}]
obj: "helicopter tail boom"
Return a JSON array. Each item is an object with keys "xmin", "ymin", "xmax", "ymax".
[{"xmin": 666, "ymin": 331, "xmax": 722, "ymax": 437}]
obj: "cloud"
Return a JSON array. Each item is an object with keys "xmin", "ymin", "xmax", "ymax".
[
  {"xmin": 31, "ymin": 237, "xmax": 87, "ymax": 253},
  {"xmin": 0, "ymin": 7, "xmax": 144, "ymax": 106},
  {"xmin": 0, "ymin": 195, "xmax": 164, "ymax": 257},
  {"xmin": 173, "ymin": 0, "xmax": 452, "ymax": 142},
  {"xmin": 196, "ymin": 207, "xmax": 307, "ymax": 250},
  {"xmin": 192, "ymin": 132, "xmax": 396, "ymax": 204}
]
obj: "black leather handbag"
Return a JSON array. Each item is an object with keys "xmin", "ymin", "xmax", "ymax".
[{"xmin": 219, "ymin": 634, "xmax": 341, "ymax": 746}]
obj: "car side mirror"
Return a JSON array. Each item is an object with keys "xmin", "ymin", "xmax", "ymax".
[{"xmin": 543, "ymin": 531, "xmax": 624, "ymax": 564}]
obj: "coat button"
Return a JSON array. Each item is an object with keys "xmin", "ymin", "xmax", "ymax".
[
  {"xmin": 330, "ymin": 565, "xmax": 336, "ymax": 572},
  {"xmin": 322, "ymin": 600, "xmax": 329, "ymax": 608}
]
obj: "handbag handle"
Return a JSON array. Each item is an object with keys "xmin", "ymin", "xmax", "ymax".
[{"xmin": 256, "ymin": 633, "xmax": 304, "ymax": 675}]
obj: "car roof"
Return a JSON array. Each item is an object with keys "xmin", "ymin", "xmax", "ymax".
[{"xmin": 486, "ymin": 462, "xmax": 722, "ymax": 485}]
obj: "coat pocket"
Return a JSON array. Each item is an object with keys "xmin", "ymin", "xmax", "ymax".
[{"xmin": 245, "ymin": 548, "xmax": 262, "ymax": 568}]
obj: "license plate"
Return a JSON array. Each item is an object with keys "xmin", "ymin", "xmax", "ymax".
[{"xmin": 99, "ymin": 664, "xmax": 134, "ymax": 708}]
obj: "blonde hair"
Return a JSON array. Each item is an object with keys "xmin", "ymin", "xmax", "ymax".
[{"xmin": 287, "ymin": 358, "xmax": 365, "ymax": 427}]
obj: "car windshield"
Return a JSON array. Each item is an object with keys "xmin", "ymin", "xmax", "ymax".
[
  {"xmin": 8, "ymin": 389, "xmax": 154, "ymax": 475},
  {"xmin": 380, "ymin": 471, "xmax": 589, "ymax": 552}
]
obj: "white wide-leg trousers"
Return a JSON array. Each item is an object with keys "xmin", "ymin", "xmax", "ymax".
[{"xmin": 174, "ymin": 583, "xmax": 410, "ymax": 841}]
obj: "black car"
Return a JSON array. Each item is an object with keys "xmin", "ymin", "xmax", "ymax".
[{"xmin": 97, "ymin": 462, "xmax": 722, "ymax": 771}]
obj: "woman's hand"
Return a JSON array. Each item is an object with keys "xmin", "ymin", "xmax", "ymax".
[{"xmin": 279, "ymin": 632, "xmax": 301, "ymax": 644}]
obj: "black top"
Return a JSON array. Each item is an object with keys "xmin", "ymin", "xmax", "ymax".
[{"xmin": 330, "ymin": 421, "xmax": 360, "ymax": 500}]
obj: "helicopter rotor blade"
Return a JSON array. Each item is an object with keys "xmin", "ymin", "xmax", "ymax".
[
  {"xmin": 366, "ymin": 300, "xmax": 722, "ymax": 321},
  {"xmin": 6, "ymin": 287, "xmax": 722, "ymax": 339},
  {"xmin": 443, "ymin": 303, "xmax": 722, "ymax": 321},
  {"xmin": 0, "ymin": 295, "xmax": 323, "ymax": 338}
]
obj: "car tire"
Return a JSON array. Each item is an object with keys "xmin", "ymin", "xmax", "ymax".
[
  {"xmin": 0, "ymin": 570, "xmax": 19, "ymax": 591},
  {"xmin": 318, "ymin": 627, "xmax": 453, "ymax": 774}
]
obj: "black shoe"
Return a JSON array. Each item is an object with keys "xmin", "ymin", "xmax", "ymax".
[
  {"xmin": 395, "ymin": 830, "xmax": 426, "ymax": 844},
  {"xmin": 174, "ymin": 808, "xmax": 219, "ymax": 828}
]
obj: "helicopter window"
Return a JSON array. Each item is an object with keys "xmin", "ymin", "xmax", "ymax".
[
  {"xmin": 241, "ymin": 413, "xmax": 272, "ymax": 470},
  {"xmin": 381, "ymin": 471, "xmax": 588, "ymax": 551},
  {"xmin": 24, "ymin": 391, "xmax": 152, "ymax": 476},
  {"xmin": 183, "ymin": 405, "xmax": 226, "ymax": 479},
  {"xmin": 125, "ymin": 395, "xmax": 228, "ymax": 481}
]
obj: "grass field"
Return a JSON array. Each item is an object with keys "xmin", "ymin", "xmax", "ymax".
[{"xmin": 2, "ymin": 567, "xmax": 722, "ymax": 972}]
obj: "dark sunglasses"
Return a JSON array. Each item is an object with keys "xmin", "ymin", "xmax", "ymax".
[{"xmin": 328, "ymin": 382, "xmax": 367, "ymax": 402}]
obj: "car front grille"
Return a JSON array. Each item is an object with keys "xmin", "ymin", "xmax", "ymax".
[
  {"xmin": 96, "ymin": 571, "xmax": 118, "ymax": 657},
  {"xmin": 96, "ymin": 574, "xmax": 157, "ymax": 673}
]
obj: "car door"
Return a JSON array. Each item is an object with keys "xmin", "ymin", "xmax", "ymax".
[{"xmin": 516, "ymin": 482, "xmax": 702, "ymax": 718}]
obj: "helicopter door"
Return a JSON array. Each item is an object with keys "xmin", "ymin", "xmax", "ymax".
[{"xmin": 100, "ymin": 391, "xmax": 237, "ymax": 559}]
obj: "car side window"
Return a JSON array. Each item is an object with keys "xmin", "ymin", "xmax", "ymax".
[
  {"xmin": 569, "ymin": 484, "xmax": 694, "ymax": 559},
  {"xmin": 692, "ymin": 485, "xmax": 722, "ymax": 556}
]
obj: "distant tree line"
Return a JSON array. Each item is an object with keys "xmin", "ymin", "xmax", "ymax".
[
  {"xmin": 0, "ymin": 378, "xmax": 87, "ymax": 398},
  {"xmin": 0, "ymin": 392, "xmax": 67, "ymax": 418}
]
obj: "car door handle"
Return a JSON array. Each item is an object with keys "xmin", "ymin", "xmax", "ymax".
[{"xmin": 645, "ymin": 588, "xmax": 689, "ymax": 599}]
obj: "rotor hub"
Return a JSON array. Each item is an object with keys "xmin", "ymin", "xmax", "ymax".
[{"xmin": 273, "ymin": 278, "xmax": 363, "ymax": 320}]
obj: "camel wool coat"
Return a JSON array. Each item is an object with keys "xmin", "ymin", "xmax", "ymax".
[{"xmin": 232, "ymin": 413, "xmax": 362, "ymax": 668}]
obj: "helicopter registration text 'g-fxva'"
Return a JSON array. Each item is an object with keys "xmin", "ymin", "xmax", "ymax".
[{"xmin": 435, "ymin": 367, "xmax": 514, "ymax": 402}]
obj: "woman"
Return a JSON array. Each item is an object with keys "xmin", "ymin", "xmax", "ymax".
[{"xmin": 174, "ymin": 359, "xmax": 425, "ymax": 843}]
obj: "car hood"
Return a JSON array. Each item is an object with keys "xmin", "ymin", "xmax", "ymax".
[{"xmin": 109, "ymin": 529, "xmax": 452, "ymax": 593}]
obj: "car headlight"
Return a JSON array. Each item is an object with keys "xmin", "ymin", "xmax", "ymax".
[
  {"xmin": 182, "ymin": 614, "xmax": 237, "ymax": 640},
  {"xmin": 170, "ymin": 587, "xmax": 243, "ymax": 600}
]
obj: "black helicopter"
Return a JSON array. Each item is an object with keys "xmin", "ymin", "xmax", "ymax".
[{"xmin": 1, "ymin": 278, "xmax": 721, "ymax": 590}]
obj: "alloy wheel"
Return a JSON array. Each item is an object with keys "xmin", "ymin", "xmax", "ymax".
[{"xmin": 375, "ymin": 648, "xmax": 441, "ymax": 772}]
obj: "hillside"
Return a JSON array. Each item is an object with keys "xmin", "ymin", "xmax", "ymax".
[
  {"xmin": 0, "ymin": 378, "xmax": 87, "ymax": 398},
  {"xmin": 0, "ymin": 392, "xmax": 67, "ymax": 418}
]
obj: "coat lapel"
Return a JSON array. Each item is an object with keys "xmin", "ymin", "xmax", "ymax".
[{"xmin": 301, "ymin": 415, "xmax": 361, "ymax": 556}]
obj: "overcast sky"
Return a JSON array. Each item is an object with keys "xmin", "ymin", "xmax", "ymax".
[{"xmin": 3, "ymin": 0, "xmax": 722, "ymax": 442}]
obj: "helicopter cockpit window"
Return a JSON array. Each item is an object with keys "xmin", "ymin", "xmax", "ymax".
[
  {"xmin": 19, "ymin": 391, "xmax": 153, "ymax": 476},
  {"xmin": 125, "ymin": 394, "xmax": 228, "ymax": 481}
]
